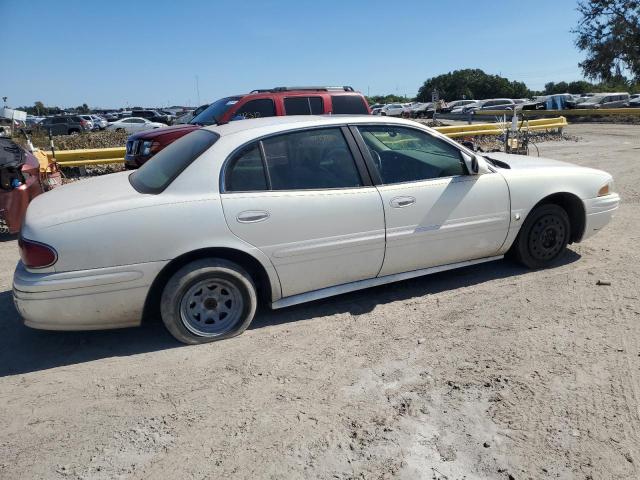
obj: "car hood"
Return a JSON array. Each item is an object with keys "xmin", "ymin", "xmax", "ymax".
[
  {"xmin": 23, "ymin": 171, "xmax": 156, "ymax": 230},
  {"xmin": 127, "ymin": 123, "xmax": 200, "ymax": 141},
  {"xmin": 482, "ymin": 152, "xmax": 577, "ymax": 170}
]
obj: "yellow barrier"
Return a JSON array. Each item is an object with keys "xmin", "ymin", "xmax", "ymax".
[
  {"xmin": 476, "ymin": 108, "xmax": 640, "ymax": 116},
  {"xmin": 434, "ymin": 117, "xmax": 567, "ymax": 138},
  {"xmin": 46, "ymin": 147, "xmax": 126, "ymax": 163}
]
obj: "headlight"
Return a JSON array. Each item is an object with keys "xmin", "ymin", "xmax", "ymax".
[
  {"xmin": 141, "ymin": 140, "xmax": 155, "ymax": 156},
  {"xmin": 598, "ymin": 180, "xmax": 614, "ymax": 196}
]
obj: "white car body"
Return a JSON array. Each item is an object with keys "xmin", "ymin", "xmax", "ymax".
[
  {"xmin": 106, "ymin": 117, "xmax": 165, "ymax": 134},
  {"xmin": 377, "ymin": 104, "xmax": 405, "ymax": 116},
  {"xmin": 13, "ymin": 116, "xmax": 619, "ymax": 333}
]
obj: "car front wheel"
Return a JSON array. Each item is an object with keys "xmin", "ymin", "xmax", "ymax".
[
  {"xmin": 513, "ymin": 204, "xmax": 571, "ymax": 269},
  {"xmin": 160, "ymin": 259, "xmax": 257, "ymax": 344}
]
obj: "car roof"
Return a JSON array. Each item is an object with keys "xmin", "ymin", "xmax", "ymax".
[{"xmin": 204, "ymin": 115, "xmax": 429, "ymax": 139}]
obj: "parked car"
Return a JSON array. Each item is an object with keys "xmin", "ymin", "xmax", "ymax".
[
  {"xmin": 14, "ymin": 115, "xmax": 619, "ymax": 344},
  {"xmin": 451, "ymin": 101, "xmax": 480, "ymax": 114},
  {"xmin": 522, "ymin": 94, "xmax": 573, "ymax": 111},
  {"xmin": 0, "ymin": 138, "xmax": 44, "ymax": 234},
  {"xmin": 90, "ymin": 115, "xmax": 109, "ymax": 130},
  {"xmin": 175, "ymin": 104, "xmax": 209, "ymax": 124},
  {"xmin": 442, "ymin": 100, "xmax": 476, "ymax": 113},
  {"xmin": 629, "ymin": 94, "xmax": 640, "ymax": 108},
  {"xmin": 106, "ymin": 117, "xmax": 166, "ymax": 134},
  {"xmin": 124, "ymin": 86, "xmax": 370, "ymax": 168},
  {"xmin": 104, "ymin": 112, "xmax": 120, "ymax": 121},
  {"xmin": 409, "ymin": 102, "xmax": 434, "ymax": 118},
  {"xmin": 131, "ymin": 109, "xmax": 170, "ymax": 125},
  {"xmin": 376, "ymin": 103, "xmax": 405, "ymax": 116},
  {"xmin": 77, "ymin": 115, "xmax": 95, "ymax": 131},
  {"xmin": 466, "ymin": 98, "xmax": 516, "ymax": 113},
  {"xmin": 39, "ymin": 115, "xmax": 91, "ymax": 135},
  {"xmin": 575, "ymin": 93, "xmax": 630, "ymax": 109},
  {"xmin": 370, "ymin": 106, "xmax": 385, "ymax": 115}
]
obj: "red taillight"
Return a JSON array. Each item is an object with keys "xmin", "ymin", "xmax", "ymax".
[{"xmin": 18, "ymin": 237, "xmax": 58, "ymax": 269}]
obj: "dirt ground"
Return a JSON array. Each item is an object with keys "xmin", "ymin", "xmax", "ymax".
[{"xmin": 0, "ymin": 123, "xmax": 639, "ymax": 480}]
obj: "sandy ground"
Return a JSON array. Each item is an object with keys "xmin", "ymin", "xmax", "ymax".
[{"xmin": 0, "ymin": 123, "xmax": 638, "ymax": 480}]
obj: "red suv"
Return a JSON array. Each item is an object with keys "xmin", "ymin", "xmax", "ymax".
[{"xmin": 124, "ymin": 86, "xmax": 370, "ymax": 168}]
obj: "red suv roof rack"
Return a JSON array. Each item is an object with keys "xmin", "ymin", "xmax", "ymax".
[{"xmin": 250, "ymin": 86, "xmax": 355, "ymax": 94}]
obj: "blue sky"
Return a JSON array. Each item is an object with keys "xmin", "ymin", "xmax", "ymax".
[{"xmin": 3, "ymin": 0, "xmax": 586, "ymax": 108}]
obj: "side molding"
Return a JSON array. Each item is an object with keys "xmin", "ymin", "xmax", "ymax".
[{"xmin": 271, "ymin": 255, "xmax": 504, "ymax": 309}]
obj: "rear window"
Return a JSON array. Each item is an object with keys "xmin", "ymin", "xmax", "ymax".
[
  {"xmin": 330, "ymin": 95, "xmax": 369, "ymax": 114},
  {"xmin": 129, "ymin": 129, "xmax": 219, "ymax": 194}
]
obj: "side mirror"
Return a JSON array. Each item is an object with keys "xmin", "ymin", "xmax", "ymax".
[
  {"xmin": 471, "ymin": 155, "xmax": 479, "ymax": 174},
  {"xmin": 462, "ymin": 152, "xmax": 479, "ymax": 174}
]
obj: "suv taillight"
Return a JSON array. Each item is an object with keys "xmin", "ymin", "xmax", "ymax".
[{"xmin": 18, "ymin": 237, "xmax": 58, "ymax": 268}]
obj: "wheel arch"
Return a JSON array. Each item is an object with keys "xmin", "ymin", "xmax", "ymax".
[
  {"xmin": 142, "ymin": 247, "xmax": 275, "ymax": 324},
  {"xmin": 530, "ymin": 192, "xmax": 586, "ymax": 243}
]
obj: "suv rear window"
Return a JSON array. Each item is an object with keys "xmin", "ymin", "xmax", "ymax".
[
  {"xmin": 129, "ymin": 129, "xmax": 219, "ymax": 194},
  {"xmin": 331, "ymin": 95, "xmax": 369, "ymax": 114}
]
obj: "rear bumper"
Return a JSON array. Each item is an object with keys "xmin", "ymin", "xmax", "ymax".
[
  {"xmin": 581, "ymin": 193, "xmax": 620, "ymax": 241},
  {"xmin": 12, "ymin": 260, "xmax": 167, "ymax": 331}
]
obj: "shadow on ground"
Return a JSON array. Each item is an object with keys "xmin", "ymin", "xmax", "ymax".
[{"xmin": 0, "ymin": 252, "xmax": 581, "ymax": 377}]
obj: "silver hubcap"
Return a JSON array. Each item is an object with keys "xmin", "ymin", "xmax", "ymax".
[{"xmin": 180, "ymin": 278, "xmax": 244, "ymax": 337}]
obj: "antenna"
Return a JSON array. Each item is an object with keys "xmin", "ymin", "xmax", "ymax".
[{"xmin": 195, "ymin": 76, "xmax": 201, "ymax": 105}]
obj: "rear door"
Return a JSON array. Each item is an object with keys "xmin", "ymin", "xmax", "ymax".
[
  {"xmin": 220, "ymin": 126, "xmax": 385, "ymax": 297},
  {"xmin": 353, "ymin": 123, "xmax": 510, "ymax": 276}
]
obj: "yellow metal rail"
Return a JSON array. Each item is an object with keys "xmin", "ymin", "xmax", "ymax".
[
  {"xmin": 435, "ymin": 117, "xmax": 567, "ymax": 138},
  {"xmin": 476, "ymin": 108, "xmax": 640, "ymax": 116},
  {"xmin": 46, "ymin": 147, "xmax": 126, "ymax": 166}
]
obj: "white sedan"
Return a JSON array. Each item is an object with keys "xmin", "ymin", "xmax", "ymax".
[
  {"xmin": 13, "ymin": 116, "xmax": 619, "ymax": 344},
  {"xmin": 106, "ymin": 117, "xmax": 165, "ymax": 133}
]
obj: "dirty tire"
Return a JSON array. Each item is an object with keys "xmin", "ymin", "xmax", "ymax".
[
  {"xmin": 160, "ymin": 259, "xmax": 257, "ymax": 344},
  {"xmin": 514, "ymin": 204, "xmax": 571, "ymax": 269}
]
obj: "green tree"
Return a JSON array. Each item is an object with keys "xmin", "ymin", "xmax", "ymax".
[
  {"xmin": 416, "ymin": 69, "xmax": 532, "ymax": 102},
  {"xmin": 33, "ymin": 101, "xmax": 46, "ymax": 116},
  {"xmin": 574, "ymin": 0, "xmax": 640, "ymax": 81}
]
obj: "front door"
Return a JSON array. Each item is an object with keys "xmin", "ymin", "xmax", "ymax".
[
  {"xmin": 220, "ymin": 126, "xmax": 385, "ymax": 297},
  {"xmin": 354, "ymin": 124, "xmax": 510, "ymax": 277}
]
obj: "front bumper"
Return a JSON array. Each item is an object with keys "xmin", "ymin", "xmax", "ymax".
[
  {"xmin": 581, "ymin": 193, "xmax": 620, "ymax": 241},
  {"xmin": 12, "ymin": 260, "xmax": 167, "ymax": 331}
]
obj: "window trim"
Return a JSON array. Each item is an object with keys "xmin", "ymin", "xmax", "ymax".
[
  {"xmin": 349, "ymin": 123, "xmax": 471, "ymax": 186},
  {"xmin": 220, "ymin": 124, "xmax": 373, "ymax": 194}
]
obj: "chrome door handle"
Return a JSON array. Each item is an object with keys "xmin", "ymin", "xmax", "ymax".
[
  {"xmin": 390, "ymin": 196, "xmax": 416, "ymax": 208},
  {"xmin": 237, "ymin": 210, "xmax": 270, "ymax": 223}
]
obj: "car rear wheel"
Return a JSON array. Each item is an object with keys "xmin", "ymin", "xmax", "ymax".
[
  {"xmin": 160, "ymin": 259, "xmax": 257, "ymax": 344},
  {"xmin": 513, "ymin": 204, "xmax": 570, "ymax": 269}
]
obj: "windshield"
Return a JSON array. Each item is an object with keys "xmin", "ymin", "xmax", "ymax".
[
  {"xmin": 129, "ymin": 129, "xmax": 219, "ymax": 194},
  {"xmin": 190, "ymin": 96, "xmax": 242, "ymax": 126}
]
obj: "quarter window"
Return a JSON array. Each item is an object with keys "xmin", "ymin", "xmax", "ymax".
[
  {"xmin": 357, "ymin": 126, "xmax": 466, "ymax": 184},
  {"xmin": 331, "ymin": 95, "xmax": 369, "ymax": 114},
  {"xmin": 232, "ymin": 99, "xmax": 276, "ymax": 120}
]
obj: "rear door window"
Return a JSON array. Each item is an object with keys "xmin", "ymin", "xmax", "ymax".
[
  {"xmin": 284, "ymin": 97, "xmax": 324, "ymax": 115},
  {"xmin": 262, "ymin": 128, "xmax": 362, "ymax": 190},
  {"xmin": 232, "ymin": 99, "xmax": 276, "ymax": 120},
  {"xmin": 331, "ymin": 95, "xmax": 369, "ymax": 114},
  {"xmin": 225, "ymin": 143, "xmax": 268, "ymax": 192}
]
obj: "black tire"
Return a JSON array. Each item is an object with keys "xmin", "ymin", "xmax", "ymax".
[
  {"xmin": 513, "ymin": 204, "xmax": 571, "ymax": 269},
  {"xmin": 160, "ymin": 259, "xmax": 257, "ymax": 344}
]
